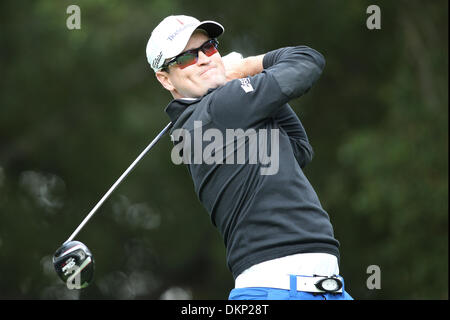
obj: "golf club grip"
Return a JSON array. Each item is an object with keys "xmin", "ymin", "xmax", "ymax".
[{"xmin": 65, "ymin": 122, "xmax": 173, "ymax": 244}]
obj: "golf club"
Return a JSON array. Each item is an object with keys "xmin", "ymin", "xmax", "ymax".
[
  {"xmin": 53, "ymin": 241, "xmax": 94, "ymax": 289},
  {"xmin": 53, "ymin": 121, "xmax": 173, "ymax": 288}
]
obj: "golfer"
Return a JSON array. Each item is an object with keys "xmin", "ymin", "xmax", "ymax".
[{"xmin": 146, "ymin": 15, "xmax": 353, "ymax": 300}]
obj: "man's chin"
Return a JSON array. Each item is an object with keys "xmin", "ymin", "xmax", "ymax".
[
  {"xmin": 205, "ymin": 81, "xmax": 226, "ymax": 93},
  {"xmin": 182, "ymin": 78, "xmax": 227, "ymax": 98},
  {"xmin": 206, "ymin": 76, "xmax": 227, "ymax": 89}
]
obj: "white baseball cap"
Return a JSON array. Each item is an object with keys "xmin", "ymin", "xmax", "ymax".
[{"xmin": 146, "ymin": 15, "xmax": 224, "ymax": 72}]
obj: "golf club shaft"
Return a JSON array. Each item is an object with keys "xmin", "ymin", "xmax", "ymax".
[{"xmin": 65, "ymin": 122, "xmax": 173, "ymax": 244}]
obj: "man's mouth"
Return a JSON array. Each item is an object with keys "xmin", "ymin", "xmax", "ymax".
[{"xmin": 200, "ymin": 67, "xmax": 215, "ymax": 76}]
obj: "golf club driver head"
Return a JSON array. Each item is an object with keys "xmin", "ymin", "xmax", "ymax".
[{"xmin": 53, "ymin": 241, "xmax": 94, "ymax": 289}]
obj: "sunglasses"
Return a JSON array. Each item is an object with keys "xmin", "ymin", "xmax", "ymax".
[{"xmin": 161, "ymin": 39, "xmax": 219, "ymax": 70}]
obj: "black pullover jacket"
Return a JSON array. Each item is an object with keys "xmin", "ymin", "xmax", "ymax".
[{"xmin": 165, "ymin": 46, "xmax": 340, "ymax": 279}]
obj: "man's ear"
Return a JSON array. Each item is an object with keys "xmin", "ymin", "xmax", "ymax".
[{"xmin": 155, "ymin": 71, "xmax": 175, "ymax": 92}]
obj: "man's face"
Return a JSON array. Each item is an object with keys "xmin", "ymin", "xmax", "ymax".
[{"xmin": 156, "ymin": 31, "xmax": 227, "ymax": 99}]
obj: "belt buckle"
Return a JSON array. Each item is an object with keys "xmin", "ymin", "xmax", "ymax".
[{"xmin": 314, "ymin": 276, "xmax": 343, "ymax": 293}]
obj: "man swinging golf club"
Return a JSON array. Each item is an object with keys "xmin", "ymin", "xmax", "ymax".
[{"xmin": 146, "ymin": 15, "xmax": 353, "ymax": 300}]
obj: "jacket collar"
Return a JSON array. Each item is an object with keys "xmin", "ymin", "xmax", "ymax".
[
  {"xmin": 164, "ymin": 88, "xmax": 216, "ymax": 123},
  {"xmin": 164, "ymin": 98, "xmax": 199, "ymax": 123}
]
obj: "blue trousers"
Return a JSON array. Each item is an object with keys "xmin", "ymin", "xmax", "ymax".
[{"xmin": 229, "ymin": 275, "xmax": 353, "ymax": 300}]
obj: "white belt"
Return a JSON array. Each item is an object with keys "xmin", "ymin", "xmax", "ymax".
[
  {"xmin": 235, "ymin": 253, "xmax": 340, "ymax": 293},
  {"xmin": 235, "ymin": 274, "xmax": 343, "ymax": 293}
]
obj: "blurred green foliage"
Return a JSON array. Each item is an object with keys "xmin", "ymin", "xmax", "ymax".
[{"xmin": 0, "ymin": 0, "xmax": 447, "ymax": 299}]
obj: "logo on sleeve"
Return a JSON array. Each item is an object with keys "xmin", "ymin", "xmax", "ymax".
[{"xmin": 239, "ymin": 78, "xmax": 254, "ymax": 93}]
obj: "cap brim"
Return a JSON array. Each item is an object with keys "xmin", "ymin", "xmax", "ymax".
[{"xmin": 196, "ymin": 20, "xmax": 224, "ymax": 38}]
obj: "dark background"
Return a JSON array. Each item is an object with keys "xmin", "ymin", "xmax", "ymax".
[{"xmin": 0, "ymin": 0, "xmax": 447, "ymax": 299}]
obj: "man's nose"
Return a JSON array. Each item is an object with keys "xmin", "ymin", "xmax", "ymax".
[{"xmin": 197, "ymin": 50, "xmax": 211, "ymax": 65}]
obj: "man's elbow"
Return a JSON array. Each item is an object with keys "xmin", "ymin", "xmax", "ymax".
[
  {"xmin": 313, "ymin": 50, "xmax": 326, "ymax": 72},
  {"xmin": 305, "ymin": 48, "xmax": 326, "ymax": 82},
  {"xmin": 293, "ymin": 141, "xmax": 314, "ymax": 168},
  {"xmin": 301, "ymin": 144, "xmax": 314, "ymax": 168}
]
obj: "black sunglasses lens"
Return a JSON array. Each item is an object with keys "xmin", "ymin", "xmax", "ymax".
[
  {"xmin": 177, "ymin": 52, "xmax": 198, "ymax": 68},
  {"xmin": 167, "ymin": 39, "xmax": 219, "ymax": 70},
  {"xmin": 203, "ymin": 40, "xmax": 218, "ymax": 56}
]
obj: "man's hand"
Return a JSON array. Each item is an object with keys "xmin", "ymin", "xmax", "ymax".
[
  {"xmin": 222, "ymin": 52, "xmax": 245, "ymax": 81},
  {"xmin": 222, "ymin": 52, "xmax": 265, "ymax": 81}
]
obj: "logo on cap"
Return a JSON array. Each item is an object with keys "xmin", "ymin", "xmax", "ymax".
[
  {"xmin": 152, "ymin": 51, "xmax": 163, "ymax": 69},
  {"xmin": 167, "ymin": 22, "xmax": 197, "ymax": 41}
]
